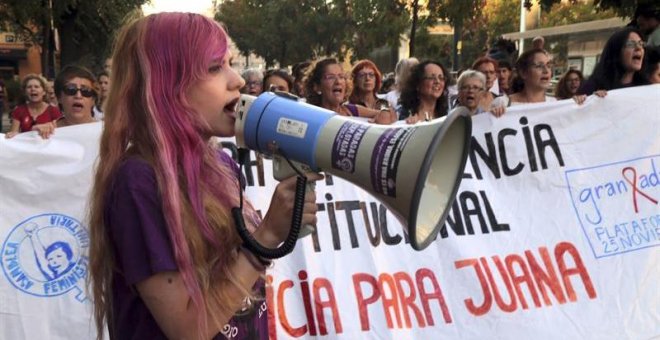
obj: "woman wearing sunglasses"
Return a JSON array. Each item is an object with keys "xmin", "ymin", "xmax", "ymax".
[
  {"xmin": 54, "ymin": 65, "xmax": 99, "ymax": 127},
  {"xmin": 5, "ymin": 74, "xmax": 62, "ymax": 139}
]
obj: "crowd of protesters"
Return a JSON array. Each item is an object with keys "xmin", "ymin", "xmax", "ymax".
[
  {"xmin": 2, "ymin": 5, "xmax": 659, "ymax": 136},
  {"xmin": 0, "ymin": 7, "xmax": 658, "ymax": 340},
  {"xmin": 2, "ymin": 63, "xmax": 109, "ymax": 139},
  {"xmin": 230, "ymin": 29, "xmax": 657, "ymax": 126}
]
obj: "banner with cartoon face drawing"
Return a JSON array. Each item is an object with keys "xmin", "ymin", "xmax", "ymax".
[
  {"xmin": 1, "ymin": 86, "xmax": 658, "ymax": 340},
  {"xmin": 0, "ymin": 123, "xmax": 102, "ymax": 340}
]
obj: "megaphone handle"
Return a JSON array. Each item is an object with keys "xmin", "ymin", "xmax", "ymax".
[
  {"xmin": 298, "ymin": 181, "xmax": 317, "ymax": 238},
  {"xmin": 233, "ymin": 175, "xmax": 307, "ymax": 259}
]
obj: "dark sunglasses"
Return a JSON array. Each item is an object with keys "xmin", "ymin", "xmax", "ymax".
[{"xmin": 63, "ymin": 84, "xmax": 95, "ymax": 98}]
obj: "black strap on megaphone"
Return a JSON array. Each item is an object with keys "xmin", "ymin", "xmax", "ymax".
[{"xmin": 232, "ymin": 148, "xmax": 307, "ymax": 259}]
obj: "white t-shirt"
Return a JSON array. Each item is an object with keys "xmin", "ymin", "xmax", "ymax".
[{"xmin": 492, "ymin": 95, "xmax": 557, "ymax": 107}]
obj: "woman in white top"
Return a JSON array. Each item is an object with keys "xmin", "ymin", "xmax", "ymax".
[
  {"xmin": 491, "ymin": 48, "xmax": 556, "ymax": 115},
  {"xmin": 491, "ymin": 48, "xmax": 604, "ymax": 116}
]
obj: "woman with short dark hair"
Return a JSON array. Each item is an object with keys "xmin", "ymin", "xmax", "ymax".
[
  {"xmin": 54, "ymin": 65, "xmax": 99, "ymax": 127},
  {"xmin": 554, "ymin": 69, "xmax": 584, "ymax": 100},
  {"xmin": 262, "ymin": 69, "xmax": 294, "ymax": 93},
  {"xmin": 304, "ymin": 57, "xmax": 395, "ymax": 124}
]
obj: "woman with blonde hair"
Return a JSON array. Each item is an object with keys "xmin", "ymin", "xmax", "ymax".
[{"xmin": 5, "ymin": 74, "xmax": 62, "ymax": 138}]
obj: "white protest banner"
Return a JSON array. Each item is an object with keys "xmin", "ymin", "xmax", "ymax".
[
  {"xmin": 0, "ymin": 122, "xmax": 102, "ymax": 339},
  {"xmin": 242, "ymin": 85, "xmax": 659, "ymax": 339},
  {"xmin": 0, "ymin": 85, "xmax": 658, "ymax": 339}
]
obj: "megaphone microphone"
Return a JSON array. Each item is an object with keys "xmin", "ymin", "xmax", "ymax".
[{"xmin": 233, "ymin": 92, "xmax": 471, "ymax": 259}]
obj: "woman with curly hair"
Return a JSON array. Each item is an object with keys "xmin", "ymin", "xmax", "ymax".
[{"xmin": 397, "ymin": 60, "xmax": 451, "ymax": 124}]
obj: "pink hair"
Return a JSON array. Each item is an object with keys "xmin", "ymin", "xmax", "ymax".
[
  {"xmin": 141, "ymin": 12, "xmax": 235, "ymax": 328},
  {"xmin": 90, "ymin": 12, "xmax": 259, "ymax": 338}
]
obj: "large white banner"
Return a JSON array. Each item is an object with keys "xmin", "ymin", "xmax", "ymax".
[{"xmin": 0, "ymin": 85, "xmax": 658, "ymax": 339}]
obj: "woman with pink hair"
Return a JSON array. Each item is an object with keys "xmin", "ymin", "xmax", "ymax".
[{"xmin": 88, "ymin": 12, "xmax": 320, "ymax": 339}]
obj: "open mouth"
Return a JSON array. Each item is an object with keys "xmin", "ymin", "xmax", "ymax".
[
  {"xmin": 71, "ymin": 102, "xmax": 85, "ymax": 112},
  {"xmin": 332, "ymin": 87, "xmax": 344, "ymax": 96},
  {"xmin": 224, "ymin": 97, "xmax": 239, "ymax": 118}
]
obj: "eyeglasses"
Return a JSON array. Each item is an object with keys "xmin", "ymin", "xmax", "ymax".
[
  {"xmin": 422, "ymin": 75, "xmax": 445, "ymax": 83},
  {"xmin": 322, "ymin": 73, "xmax": 347, "ymax": 82},
  {"xmin": 267, "ymin": 84, "xmax": 289, "ymax": 92},
  {"xmin": 460, "ymin": 85, "xmax": 484, "ymax": 92},
  {"xmin": 356, "ymin": 72, "xmax": 376, "ymax": 80},
  {"xmin": 624, "ymin": 40, "xmax": 646, "ymax": 49},
  {"xmin": 63, "ymin": 84, "xmax": 95, "ymax": 98},
  {"xmin": 246, "ymin": 81, "xmax": 262, "ymax": 88},
  {"xmin": 531, "ymin": 62, "xmax": 554, "ymax": 71}
]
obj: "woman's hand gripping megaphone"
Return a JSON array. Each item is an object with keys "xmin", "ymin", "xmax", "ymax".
[
  {"xmin": 271, "ymin": 157, "xmax": 322, "ymax": 238},
  {"xmin": 233, "ymin": 92, "xmax": 326, "ymax": 259}
]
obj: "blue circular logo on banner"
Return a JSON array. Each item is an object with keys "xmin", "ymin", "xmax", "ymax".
[{"xmin": 1, "ymin": 213, "xmax": 89, "ymax": 299}]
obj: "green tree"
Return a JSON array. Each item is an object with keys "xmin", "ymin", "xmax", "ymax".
[
  {"xmin": 217, "ymin": 0, "xmax": 410, "ymax": 68},
  {"xmin": 525, "ymin": 0, "xmax": 639, "ymax": 18},
  {"xmin": 484, "ymin": 0, "xmax": 519, "ymax": 40},
  {"xmin": 540, "ymin": 1, "xmax": 618, "ymax": 27},
  {"xmin": 0, "ymin": 0, "xmax": 147, "ymax": 76},
  {"xmin": 349, "ymin": 0, "xmax": 409, "ymax": 60},
  {"xmin": 217, "ymin": 0, "xmax": 350, "ymax": 67}
]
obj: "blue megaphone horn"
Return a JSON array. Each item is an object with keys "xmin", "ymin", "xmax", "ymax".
[{"xmin": 233, "ymin": 91, "xmax": 471, "ymax": 257}]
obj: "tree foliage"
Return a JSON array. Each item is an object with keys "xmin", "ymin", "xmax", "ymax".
[
  {"xmin": 0, "ymin": 0, "xmax": 147, "ymax": 73},
  {"xmin": 484, "ymin": 0, "xmax": 519, "ymax": 39},
  {"xmin": 217, "ymin": 0, "xmax": 410, "ymax": 67},
  {"xmin": 350, "ymin": 0, "xmax": 409, "ymax": 60},
  {"xmin": 525, "ymin": 0, "xmax": 638, "ymax": 18},
  {"xmin": 540, "ymin": 1, "xmax": 618, "ymax": 28},
  {"xmin": 218, "ymin": 0, "xmax": 345, "ymax": 67},
  {"xmin": 433, "ymin": 0, "xmax": 482, "ymax": 26}
]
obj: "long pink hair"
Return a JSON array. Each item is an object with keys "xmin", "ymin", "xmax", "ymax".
[{"xmin": 89, "ymin": 12, "xmax": 256, "ymax": 338}]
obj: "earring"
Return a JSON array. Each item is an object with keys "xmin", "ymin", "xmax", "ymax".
[{"xmin": 317, "ymin": 91, "xmax": 322, "ymax": 95}]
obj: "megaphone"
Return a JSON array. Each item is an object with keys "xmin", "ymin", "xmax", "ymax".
[{"xmin": 234, "ymin": 92, "xmax": 471, "ymax": 255}]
